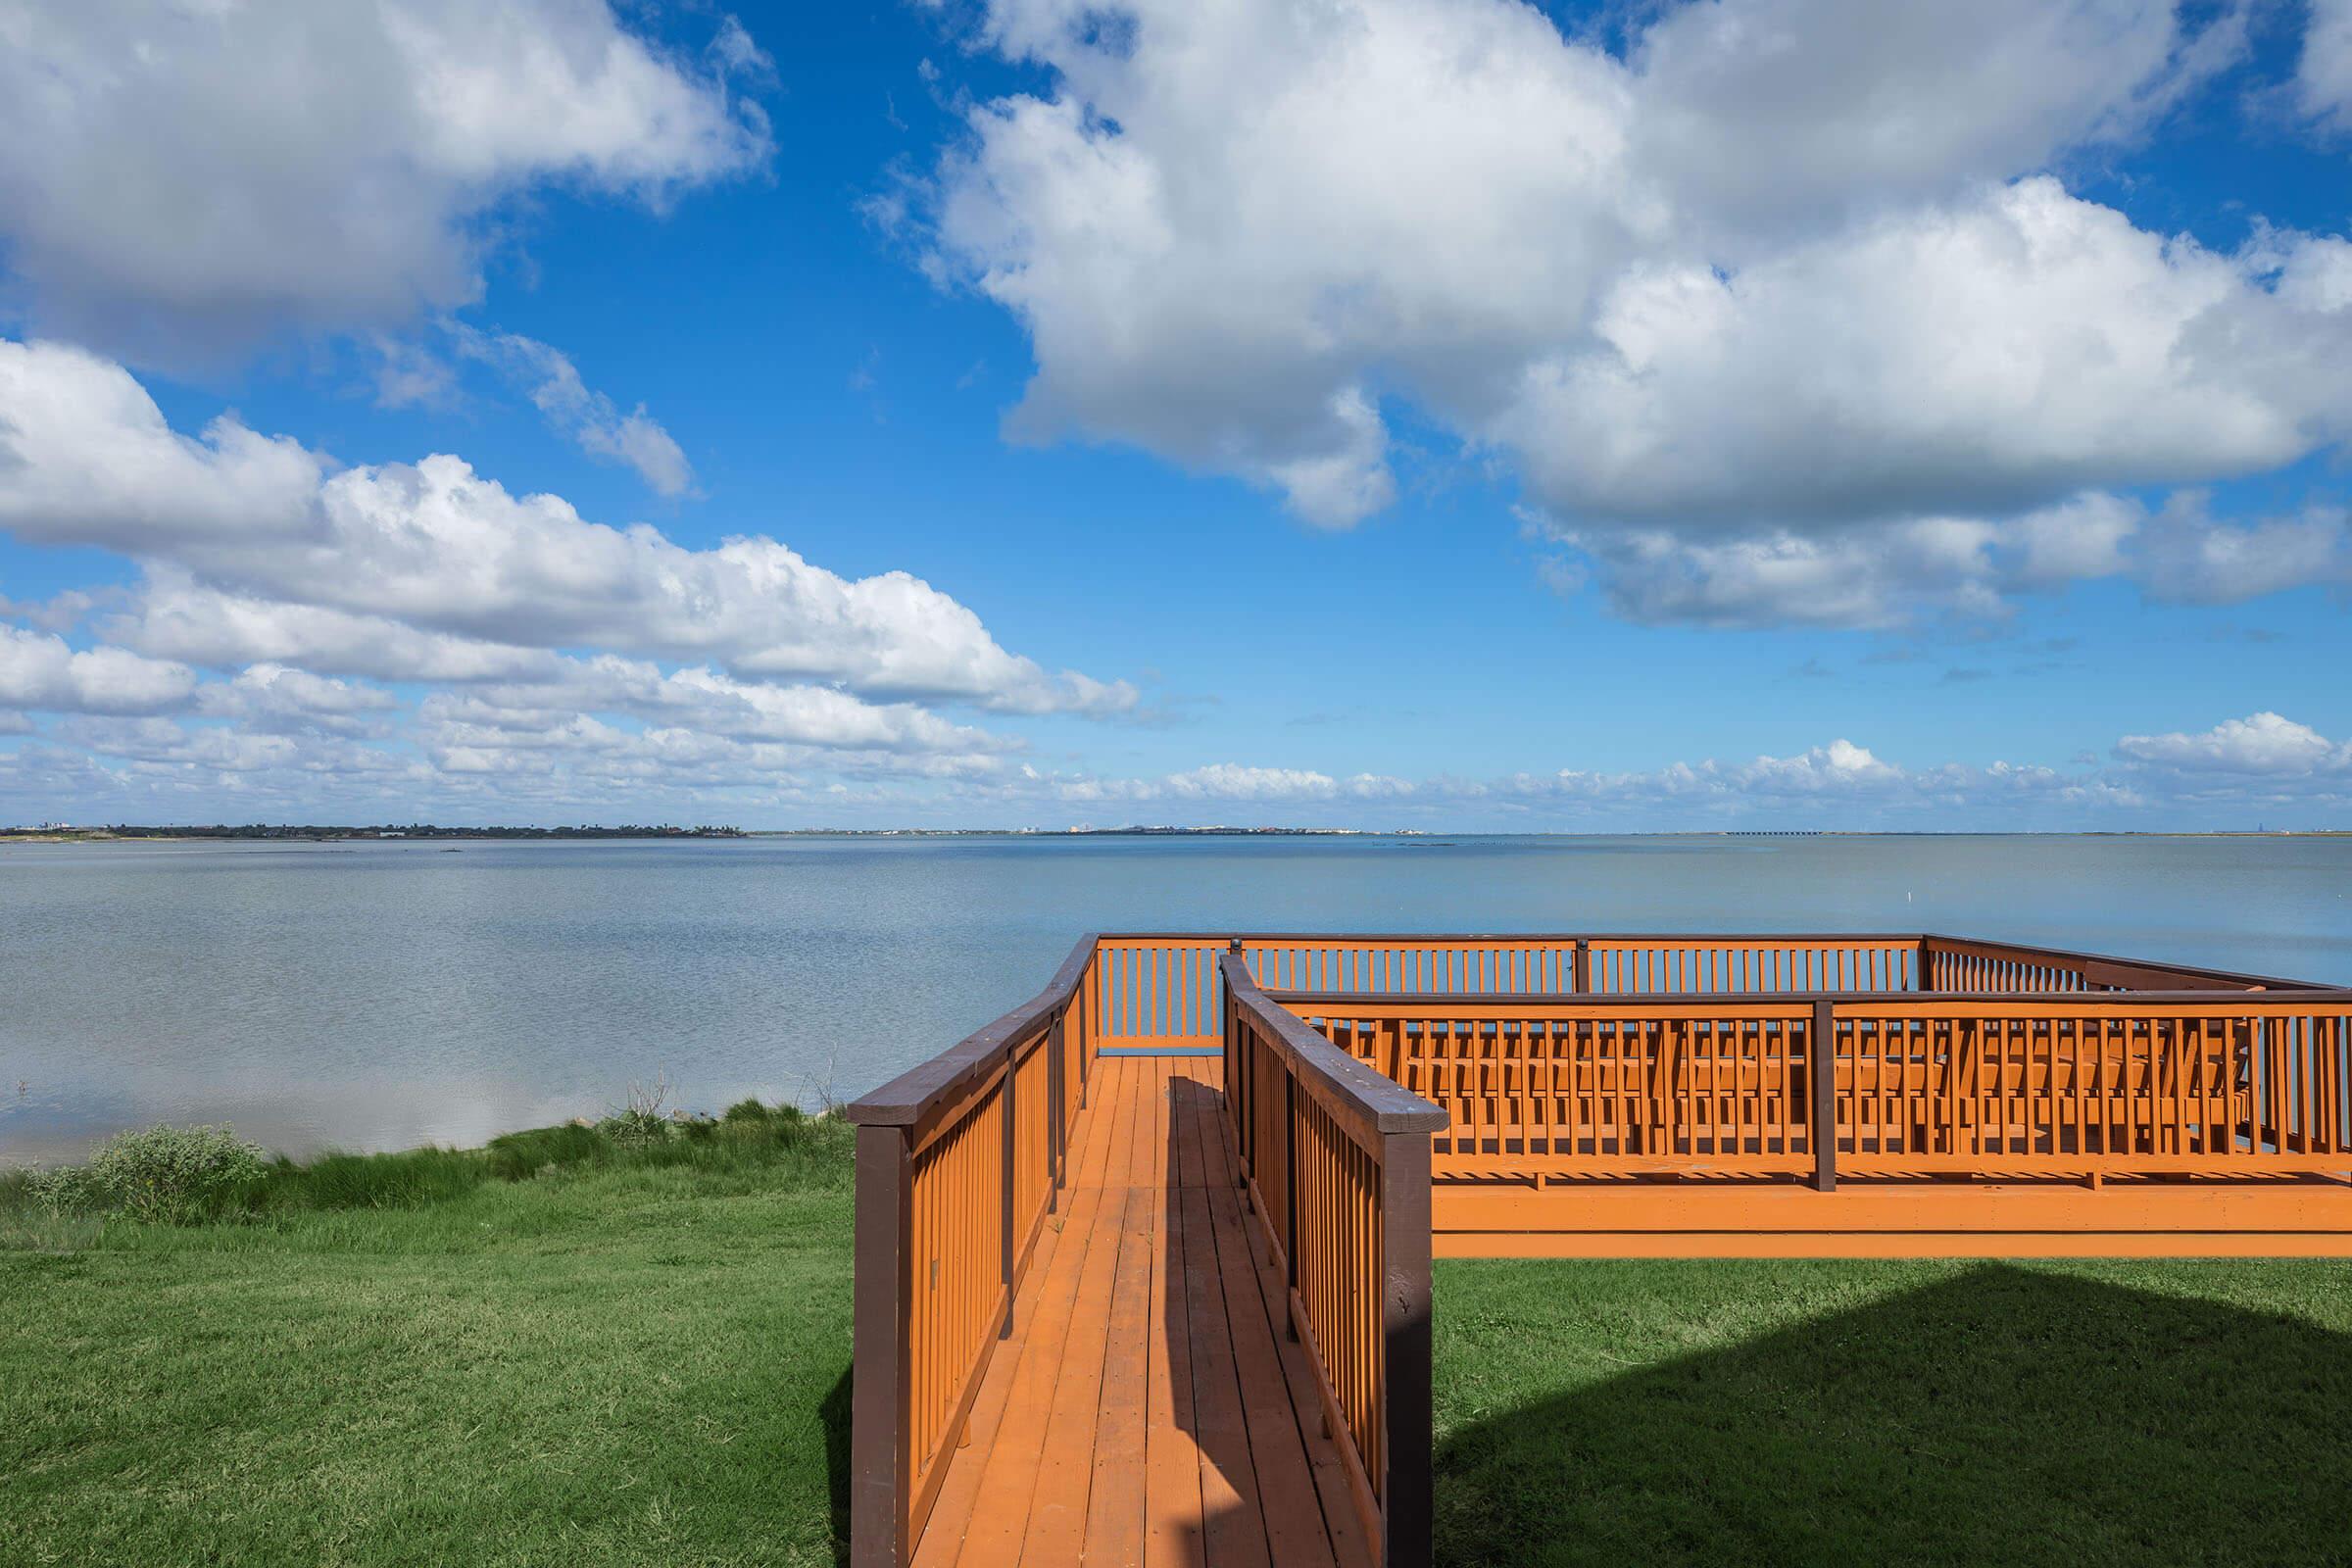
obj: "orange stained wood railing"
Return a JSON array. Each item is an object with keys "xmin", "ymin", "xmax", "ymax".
[
  {"xmin": 1092, "ymin": 932, "xmax": 1973, "ymax": 1055},
  {"xmin": 847, "ymin": 934, "xmax": 1099, "ymax": 1567},
  {"xmin": 1093, "ymin": 933, "xmax": 1598, "ymax": 1052},
  {"xmin": 1917, "ymin": 933, "xmax": 2296, "ymax": 994},
  {"xmin": 1280, "ymin": 988, "xmax": 2352, "ymax": 1186},
  {"xmin": 1289, "ymin": 995, "xmax": 1822, "ymax": 1180},
  {"xmin": 1019, "ymin": 930, "xmax": 2312, "ymax": 1060},
  {"xmin": 849, "ymin": 931, "xmax": 2350, "ymax": 1565},
  {"xmin": 1587, "ymin": 935, "xmax": 1922, "ymax": 994},
  {"xmin": 1829, "ymin": 994, "xmax": 2352, "ymax": 1177},
  {"xmin": 1221, "ymin": 950, "xmax": 1446, "ymax": 1568}
]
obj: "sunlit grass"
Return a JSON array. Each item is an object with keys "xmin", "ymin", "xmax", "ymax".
[
  {"xmin": 0, "ymin": 1107, "xmax": 856, "ymax": 1567},
  {"xmin": 13, "ymin": 1125, "xmax": 2348, "ymax": 1566}
]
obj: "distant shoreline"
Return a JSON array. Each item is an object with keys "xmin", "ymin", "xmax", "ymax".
[
  {"xmin": 1, "ymin": 825, "xmax": 747, "ymax": 844},
  {"xmin": 5, "ymin": 824, "xmax": 2346, "ymax": 844}
]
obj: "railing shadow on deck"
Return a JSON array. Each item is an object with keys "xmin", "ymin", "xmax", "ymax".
[
  {"xmin": 1162, "ymin": 1063, "xmax": 1376, "ymax": 1567},
  {"xmin": 1430, "ymin": 1261, "xmax": 2352, "ymax": 1567}
]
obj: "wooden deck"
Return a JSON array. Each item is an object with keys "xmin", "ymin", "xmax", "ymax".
[
  {"xmin": 853, "ymin": 932, "xmax": 2352, "ymax": 1564},
  {"xmin": 909, "ymin": 1054, "xmax": 1375, "ymax": 1568}
]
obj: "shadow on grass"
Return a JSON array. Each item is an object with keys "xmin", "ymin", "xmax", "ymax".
[
  {"xmin": 1436, "ymin": 1264, "xmax": 2352, "ymax": 1567},
  {"xmin": 822, "ymin": 1363, "xmax": 854, "ymax": 1563}
]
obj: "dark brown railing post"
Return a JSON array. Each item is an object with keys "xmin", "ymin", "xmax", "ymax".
[
  {"xmin": 1572, "ymin": 937, "xmax": 1590, "ymax": 994},
  {"xmin": 851, "ymin": 1123, "xmax": 914, "ymax": 1568},
  {"xmin": 1229, "ymin": 939, "xmax": 1250, "ymax": 1188},
  {"xmin": 1283, "ymin": 1065, "xmax": 1299, "ymax": 1339},
  {"xmin": 1811, "ymin": 999, "xmax": 1838, "ymax": 1192},
  {"xmin": 1076, "ymin": 967, "xmax": 1091, "ymax": 1109},
  {"xmin": 1000, "ymin": 1040, "xmax": 1016, "ymax": 1340},
  {"xmin": 1380, "ymin": 1127, "xmax": 1436, "ymax": 1568},
  {"xmin": 1047, "ymin": 1005, "xmax": 1064, "ymax": 1210},
  {"xmin": 1917, "ymin": 937, "xmax": 1936, "ymax": 992},
  {"xmin": 1238, "ymin": 1038, "xmax": 1254, "ymax": 1191}
]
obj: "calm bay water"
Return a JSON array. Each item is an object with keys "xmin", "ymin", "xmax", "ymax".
[{"xmin": 3, "ymin": 832, "xmax": 2348, "ymax": 1164}]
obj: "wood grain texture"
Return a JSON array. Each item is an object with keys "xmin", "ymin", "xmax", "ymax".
[{"xmin": 910, "ymin": 1056, "xmax": 1367, "ymax": 1567}]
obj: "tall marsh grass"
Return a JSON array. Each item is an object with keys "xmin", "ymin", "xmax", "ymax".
[{"xmin": 1, "ymin": 1095, "xmax": 850, "ymax": 1244}]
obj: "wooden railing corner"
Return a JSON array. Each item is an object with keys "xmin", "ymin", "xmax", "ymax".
[{"xmin": 850, "ymin": 1121, "xmax": 913, "ymax": 1568}]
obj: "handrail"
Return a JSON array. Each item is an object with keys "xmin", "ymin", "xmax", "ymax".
[
  {"xmin": 1920, "ymin": 932, "xmax": 2325, "ymax": 993},
  {"xmin": 1221, "ymin": 951, "xmax": 1445, "ymax": 1567},
  {"xmin": 1086, "ymin": 928, "xmax": 2323, "ymax": 987},
  {"xmin": 1282, "ymin": 987, "xmax": 2352, "ymax": 1187},
  {"xmin": 1088, "ymin": 934, "xmax": 2328, "ymax": 1032},
  {"xmin": 1268, "ymin": 986, "xmax": 2352, "ymax": 1008},
  {"xmin": 1832, "ymin": 992, "xmax": 2352, "ymax": 1176},
  {"xmin": 846, "ymin": 933, "xmax": 1099, "ymax": 1568},
  {"xmin": 850, "ymin": 933, "xmax": 1101, "ymax": 1125},
  {"xmin": 1227, "ymin": 961, "xmax": 1455, "ymax": 1136}
]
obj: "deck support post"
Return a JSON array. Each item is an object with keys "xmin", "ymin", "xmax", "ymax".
[
  {"xmin": 851, "ymin": 1124, "xmax": 914, "ymax": 1568},
  {"xmin": 1811, "ymin": 998, "xmax": 1838, "ymax": 1193},
  {"xmin": 1572, "ymin": 937, "xmax": 1591, "ymax": 994},
  {"xmin": 1379, "ymin": 1129, "xmax": 1436, "ymax": 1568}
]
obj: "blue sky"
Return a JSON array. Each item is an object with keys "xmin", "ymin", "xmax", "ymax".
[{"xmin": 2, "ymin": 0, "xmax": 2350, "ymax": 829}]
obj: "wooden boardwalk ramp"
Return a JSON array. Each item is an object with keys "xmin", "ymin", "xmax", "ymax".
[
  {"xmin": 909, "ymin": 1054, "xmax": 1374, "ymax": 1568},
  {"xmin": 856, "ymin": 932, "xmax": 2352, "ymax": 1564}
]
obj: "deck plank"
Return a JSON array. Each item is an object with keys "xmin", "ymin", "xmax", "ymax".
[
  {"xmin": 1024, "ymin": 1056, "xmax": 1141, "ymax": 1560},
  {"xmin": 1175, "ymin": 1071, "xmax": 1274, "ymax": 1568},
  {"xmin": 1084, "ymin": 1184, "xmax": 1153, "ymax": 1565},
  {"xmin": 906, "ymin": 1055, "xmax": 1348, "ymax": 1568},
  {"xmin": 1199, "ymin": 1124, "xmax": 1342, "ymax": 1568},
  {"xmin": 1144, "ymin": 1073, "xmax": 1206, "ymax": 1568}
]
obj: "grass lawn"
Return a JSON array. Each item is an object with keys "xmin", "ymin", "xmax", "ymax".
[
  {"xmin": 11, "ymin": 1130, "xmax": 2351, "ymax": 1566},
  {"xmin": 1, "ymin": 1115, "xmax": 856, "ymax": 1568},
  {"xmin": 1433, "ymin": 1256, "xmax": 2352, "ymax": 1568}
]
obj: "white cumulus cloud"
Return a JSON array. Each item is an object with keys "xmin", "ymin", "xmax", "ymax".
[
  {"xmin": 912, "ymin": 0, "xmax": 2349, "ymax": 623},
  {"xmin": 0, "ymin": 625, "xmax": 196, "ymax": 715},
  {"xmin": 2301, "ymin": 0, "xmax": 2352, "ymax": 127},
  {"xmin": 2115, "ymin": 711, "xmax": 2352, "ymax": 775},
  {"xmin": 0, "ymin": 0, "xmax": 771, "ymax": 363},
  {"xmin": 0, "ymin": 340, "xmax": 1134, "ymax": 715}
]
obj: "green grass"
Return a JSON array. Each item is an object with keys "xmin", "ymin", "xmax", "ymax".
[
  {"xmin": 1433, "ymin": 1256, "xmax": 2352, "ymax": 1567},
  {"xmin": 12, "ymin": 1133, "xmax": 2351, "ymax": 1566},
  {"xmin": 1, "ymin": 1109, "xmax": 856, "ymax": 1568}
]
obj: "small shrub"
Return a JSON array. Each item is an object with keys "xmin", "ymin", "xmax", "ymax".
[
  {"xmin": 83, "ymin": 1124, "xmax": 269, "ymax": 1223},
  {"xmin": 23, "ymin": 1163, "xmax": 98, "ymax": 1216},
  {"xmin": 721, "ymin": 1098, "xmax": 768, "ymax": 1124},
  {"xmin": 597, "ymin": 1107, "xmax": 674, "ymax": 1147},
  {"xmin": 599, "ymin": 1075, "xmax": 679, "ymax": 1147}
]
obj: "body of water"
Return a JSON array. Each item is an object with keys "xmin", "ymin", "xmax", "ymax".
[{"xmin": 3, "ymin": 832, "xmax": 2347, "ymax": 1164}]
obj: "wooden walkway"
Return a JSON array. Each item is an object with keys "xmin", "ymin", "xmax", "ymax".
[{"xmin": 909, "ymin": 1054, "xmax": 1375, "ymax": 1568}]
